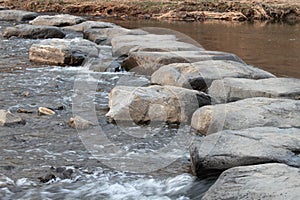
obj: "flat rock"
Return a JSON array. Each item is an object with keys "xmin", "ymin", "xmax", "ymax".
[
  {"xmin": 0, "ymin": 109, "xmax": 25, "ymax": 126},
  {"xmin": 0, "ymin": 10, "xmax": 38, "ymax": 21},
  {"xmin": 111, "ymin": 34, "xmax": 202, "ymax": 56},
  {"xmin": 202, "ymin": 163, "xmax": 300, "ymax": 200},
  {"xmin": 106, "ymin": 85, "xmax": 210, "ymax": 124},
  {"xmin": 63, "ymin": 20, "xmax": 117, "ymax": 32},
  {"xmin": 84, "ymin": 27, "xmax": 148, "ymax": 45},
  {"xmin": 30, "ymin": 14, "xmax": 85, "ymax": 27},
  {"xmin": 190, "ymin": 127, "xmax": 300, "ymax": 176},
  {"xmin": 151, "ymin": 60, "xmax": 275, "ymax": 91},
  {"xmin": 29, "ymin": 38, "xmax": 100, "ymax": 66},
  {"xmin": 3, "ymin": 24, "xmax": 65, "ymax": 39},
  {"xmin": 209, "ymin": 77, "xmax": 300, "ymax": 103},
  {"xmin": 191, "ymin": 97, "xmax": 300, "ymax": 135},
  {"xmin": 122, "ymin": 50, "xmax": 246, "ymax": 75}
]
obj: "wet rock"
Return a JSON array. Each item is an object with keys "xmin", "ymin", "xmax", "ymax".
[
  {"xmin": 17, "ymin": 108, "xmax": 34, "ymax": 114},
  {"xmin": 106, "ymin": 85, "xmax": 210, "ymax": 124},
  {"xmin": 122, "ymin": 50, "xmax": 246, "ymax": 75},
  {"xmin": 191, "ymin": 97, "xmax": 300, "ymax": 135},
  {"xmin": 3, "ymin": 24, "xmax": 65, "ymax": 39},
  {"xmin": 69, "ymin": 116, "xmax": 95, "ymax": 130},
  {"xmin": 63, "ymin": 20, "xmax": 117, "ymax": 32},
  {"xmin": 21, "ymin": 91, "xmax": 30, "ymax": 97},
  {"xmin": 0, "ymin": 173, "xmax": 14, "ymax": 187},
  {"xmin": 84, "ymin": 27, "xmax": 147, "ymax": 45},
  {"xmin": 208, "ymin": 77, "xmax": 300, "ymax": 103},
  {"xmin": 29, "ymin": 38, "xmax": 100, "ymax": 66},
  {"xmin": 190, "ymin": 127, "xmax": 300, "ymax": 176},
  {"xmin": 202, "ymin": 163, "xmax": 300, "ymax": 200},
  {"xmin": 0, "ymin": 109, "xmax": 25, "ymax": 126},
  {"xmin": 30, "ymin": 14, "xmax": 85, "ymax": 27},
  {"xmin": 38, "ymin": 107, "xmax": 55, "ymax": 115},
  {"xmin": 0, "ymin": 10, "xmax": 38, "ymax": 22},
  {"xmin": 111, "ymin": 34, "xmax": 202, "ymax": 56},
  {"xmin": 151, "ymin": 60, "xmax": 275, "ymax": 91},
  {"xmin": 84, "ymin": 57, "xmax": 124, "ymax": 72},
  {"xmin": 38, "ymin": 173, "xmax": 56, "ymax": 183}
]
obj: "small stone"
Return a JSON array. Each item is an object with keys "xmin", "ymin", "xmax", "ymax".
[
  {"xmin": 38, "ymin": 107, "xmax": 55, "ymax": 116},
  {"xmin": 0, "ymin": 110, "xmax": 25, "ymax": 126},
  {"xmin": 17, "ymin": 108, "xmax": 33, "ymax": 114},
  {"xmin": 69, "ymin": 116, "xmax": 95, "ymax": 130},
  {"xmin": 22, "ymin": 91, "xmax": 30, "ymax": 97}
]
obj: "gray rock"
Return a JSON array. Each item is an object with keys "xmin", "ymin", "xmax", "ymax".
[
  {"xmin": 202, "ymin": 163, "xmax": 300, "ymax": 200},
  {"xmin": 190, "ymin": 127, "xmax": 300, "ymax": 176},
  {"xmin": 29, "ymin": 14, "xmax": 85, "ymax": 27},
  {"xmin": 151, "ymin": 60, "xmax": 275, "ymax": 91},
  {"xmin": 122, "ymin": 50, "xmax": 246, "ymax": 75},
  {"xmin": 63, "ymin": 20, "xmax": 117, "ymax": 32},
  {"xmin": 84, "ymin": 27, "xmax": 147, "ymax": 45},
  {"xmin": 69, "ymin": 116, "xmax": 95, "ymax": 130},
  {"xmin": 3, "ymin": 24, "xmax": 65, "ymax": 39},
  {"xmin": 0, "ymin": 10, "xmax": 38, "ymax": 21},
  {"xmin": 111, "ymin": 34, "xmax": 201, "ymax": 56},
  {"xmin": 106, "ymin": 85, "xmax": 210, "ymax": 124},
  {"xmin": 29, "ymin": 38, "xmax": 100, "ymax": 66},
  {"xmin": 0, "ymin": 109, "xmax": 25, "ymax": 126},
  {"xmin": 191, "ymin": 97, "xmax": 300, "ymax": 135},
  {"xmin": 209, "ymin": 77, "xmax": 300, "ymax": 103}
]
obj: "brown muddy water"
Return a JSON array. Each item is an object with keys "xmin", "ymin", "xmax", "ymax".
[{"xmin": 104, "ymin": 19, "xmax": 300, "ymax": 78}]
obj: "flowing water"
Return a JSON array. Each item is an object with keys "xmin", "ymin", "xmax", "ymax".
[{"xmin": 0, "ymin": 20, "xmax": 217, "ymax": 200}]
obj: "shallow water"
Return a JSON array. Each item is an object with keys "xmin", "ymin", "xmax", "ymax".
[
  {"xmin": 0, "ymin": 20, "xmax": 217, "ymax": 199},
  {"xmin": 104, "ymin": 19, "xmax": 300, "ymax": 78}
]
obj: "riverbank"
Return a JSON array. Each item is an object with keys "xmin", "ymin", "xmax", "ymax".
[{"xmin": 1, "ymin": 0, "xmax": 300, "ymax": 23}]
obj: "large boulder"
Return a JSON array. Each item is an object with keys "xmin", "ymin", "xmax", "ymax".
[
  {"xmin": 189, "ymin": 127, "xmax": 300, "ymax": 176},
  {"xmin": 202, "ymin": 163, "xmax": 300, "ymax": 200},
  {"xmin": 29, "ymin": 38, "xmax": 100, "ymax": 66},
  {"xmin": 209, "ymin": 77, "xmax": 300, "ymax": 103},
  {"xmin": 191, "ymin": 97, "xmax": 300, "ymax": 135},
  {"xmin": 0, "ymin": 10, "xmax": 38, "ymax": 21},
  {"xmin": 151, "ymin": 60, "xmax": 275, "ymax": 91},
  {"xmin": 3, "ymin": 24, "xmax": 65, "ymax": 39},
  {"xmin": 106, "ymin": 85, "xmax": 210, "ymax": 124},
  {"xmin": 63, "ymin": 20, "xmax": 117, "ymax": 32},
  {"xmin": 84, "ymin": 27, "xmax": 148, "ymax": 45},
  {"xmin": 0, "ymin": 110, "xmax": 25, "ymax": 126},
  {"xmin": 29, "ymin": 14, "xmax": 85, "ymax": 27},
  {"xmin": 122, "ymin": 50, "xmax": 245, "ymax": 75},
  {"xmin": 111, "ymin": 34, "xmax": 202, "ymax": 56}
]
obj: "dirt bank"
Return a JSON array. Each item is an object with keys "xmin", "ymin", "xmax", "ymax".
[{"xmin": 1, "ymin": 0, "xmax": 300, "ymax": 22}]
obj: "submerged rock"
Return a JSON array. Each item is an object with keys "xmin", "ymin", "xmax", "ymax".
[
  {"xmin": 190, "ymin": 127, "xmax": 300, "ymax": 176},
  {"xmin": 30, "ymin": 14, "xmax": 85, "ymax": 27},
  {"xmin": 84, "ymin": 27, "xmax": 147, "ymax": 45},
  {"xmin": 202, "ymin": 163, "xmax": 300, "ymax": 200},
  {"xmin": 0, "ymin": 109, "xmax": 25, "ymax": 126},
  {"xmin": 208, "ymin": 77, "xmax": 300, "ymax": 103},
  {"xmin": 3, "ymin": 24, "xmax": 65, "ymax": 39},
  {"xmin": 191, "ymin": 97, "xmax": 300, "ymax": 135},
  {"xmin": 29, "ymin": 38, "xmax": 100, "ymax": 66},
  {"xmin": 106, "ymin": 85, "xmax": 210, "ymax": 124},
  {"xmin": 151, "ymin": 60, "xmax": 275, "ymax": 91},
  {"xmin": 111, "ymin": 34, "xmax": 201, "ymax": 56},
  {"xmin": 69, "ymin": 116, "xmax": 95, "ymax": 130},
  {"xmin": 122, "ymin": 50, "xmax": 246, "ymax": 75},
  {"xmin": 0, "ymin": 10, "xmax": 38, "ymax": 22}
]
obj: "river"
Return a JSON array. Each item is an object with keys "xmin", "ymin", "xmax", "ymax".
[{"xmin": 0, "ymin": 17, "xmax": 299, "ymax": 199}]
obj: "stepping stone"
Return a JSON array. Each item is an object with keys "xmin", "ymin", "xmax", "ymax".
[
  {"xmin": 202, "ymin": 163, "xmax": 300, "ymax": 200},
  {"xmin": 208, "ymin": 77, "xmax": 300, "ymax": 103},
  {"xmin": 191, "ymin": 97, "xmax": 300, "ymax": 135},
  {"xmin": 29, "ymin": 14, "xmax": 85, "ymax": 27},
  {"xmin": 0, "ymin": 10, "xmax": 38, "ymax": 22},
  {"xmin": 151, "ymin": 60, "xmax": 275, "ymax": 91},
  {"xmin": 63, "ymin": 20, "xmax": 117, "ymax": 32},
  {"xmin": 3, "ymin": 24, "xmax": 65, "ymax": 39},
  {"xmin": 190, "ymin": 127, "xmax": 300, "ymax": 176}
]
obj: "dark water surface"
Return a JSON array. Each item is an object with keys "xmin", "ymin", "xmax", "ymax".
[{"xmin": 105, "ymin": 19, "xmax": 300, "ymax": 78}]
